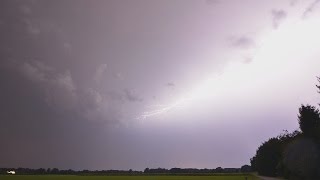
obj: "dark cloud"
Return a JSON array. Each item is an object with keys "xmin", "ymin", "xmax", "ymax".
[
  {"xmin": 80, "ymin": 89, "xmax": 124, "ymax": 124},
  {"xmin": 20, "ymin": 61, "xmax": 48, "ymax": 83},
  {"xmin": 44, "ymin": 71, "xmax": 78, "ymax": 110},
  {"xmin": 1, "ymin": 59, "xmax": 127, "ymax": 125},
  {"xmin": 19, "ymin": 5, "xmax": 32, "ymax": 15},
  {"xmin": 166, "ymin": 82, "xmax": 175, "ymax": 87},
  {"xmin": 114, "ymin": 72, "xmax": 124, "ymax": 80},
  {"xmin": 23, "ymin": 18, "xmax": 41, "ymax": 35},
  {"xmin": 206, "ymin": 0, "xmax": 220, "ymax": 5},
  {"xmin": 124, "ymin": 89, "xmax": 143, "ymax": 102},
  {"xmin": 271, "ymin": 9, "xmax": 287, "ymax": 28},
  {"xmin": 0, "ymin": 60, "xmax": 108, "ymax": 169},
  {"xmin": 303, "ymin": 0, "xmax": 320, "ymax": 18},
  {"xmin": 82, "ymin": 88, "xmax": 103, "ymax": 109},
  {"xmin": 229, "ymin": 36, "xmax": 255, "ymax": 49},
  {"xmin": 290, "ymin": 0, "xmax": 299, "ymax": 6},
  {"xmin": 228, "ymin": 35, "xmax": 256, "ymax": 63},
  {"xmin": 94, "ymin": 64, "xmax": 108, "ymax": 84},
  {"xmin": 63, "ymin": 42, "xmax": 72, "ymax": 50},
  {"xmin": 17, "ymin": 60, "xmax": 78, "ymax": 110}
]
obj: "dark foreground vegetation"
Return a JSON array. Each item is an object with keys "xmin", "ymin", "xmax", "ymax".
[
  {"xmin": 251, "ymin": 77, "xmax": 320, "ymax": 179},
  {"xmin": 0, "ymin": 175, "xmax": 260, "ymax": 180}
]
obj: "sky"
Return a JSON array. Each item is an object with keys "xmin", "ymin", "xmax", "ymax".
[{"xmin": 1, "ymin": 0, "xmax": 320, "ymax": 171}]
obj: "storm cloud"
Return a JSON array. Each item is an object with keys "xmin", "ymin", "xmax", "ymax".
[{"xmin": 1, "ymin": 0, "xmax": 320, "ymax": 171}]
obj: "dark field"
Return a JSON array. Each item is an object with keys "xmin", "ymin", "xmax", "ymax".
[{"xmin": 0, "ymin": 175, "xmax": 259, "ymax": 180}]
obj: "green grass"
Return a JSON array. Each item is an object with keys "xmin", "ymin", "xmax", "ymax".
[{"xmin": 0, "ymin": 175, "xmax": 260, "ymax": 180}]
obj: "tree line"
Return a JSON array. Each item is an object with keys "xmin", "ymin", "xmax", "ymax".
[
  {"xmin": 0, "ymin": 166, "xmax": 252, "ymax": 175},
  {"xmin": 251, "ymin": 77, "xmax": 320, "ymax": 180}
]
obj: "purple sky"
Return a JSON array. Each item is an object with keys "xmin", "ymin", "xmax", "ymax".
[{"xmin": 1, "ymin": 0, "xmax": 320, "ymax": 170}]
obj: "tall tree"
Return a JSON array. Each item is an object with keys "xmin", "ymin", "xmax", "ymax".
[{"xmin": 298, "ymin": 105, "xmax": 320, "ymax": 139}]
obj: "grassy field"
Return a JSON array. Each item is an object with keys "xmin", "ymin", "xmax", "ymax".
[{"xmin": 0, "ymin": 175, "xmax": 260, "ymax": 180}]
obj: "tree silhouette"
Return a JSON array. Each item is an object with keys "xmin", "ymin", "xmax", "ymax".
[
  {"xmin": 316, "ymin": 77, "xmax": 320, "ymax": 93},
  {"xmin": 240, "ymin": 165, "xmax": 252, "ymax": 172},
  {"xmin": 250, "ymin": 156, "xmax": 257, "ymax": 171},
  {"xmin": 282, "ymin": 138, "xmax": 320, "ymax": 179},
  {"xmin": 251, "ymin": 77, "xmax": 320, "ymax": 179},
  {"xmin": 298, "ymin": 104, "xmax": 320, "ymax": 139},
  {"xmin": 253, "ymin": 138, "xmax": 282, "ymax": 177}
]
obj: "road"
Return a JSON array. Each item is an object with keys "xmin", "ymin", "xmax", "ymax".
[{"xmin": 258, "ymin": 176, "xmax": 284, "ymax": 180}]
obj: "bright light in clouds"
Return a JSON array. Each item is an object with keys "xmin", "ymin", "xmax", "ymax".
[
  {"xmin": 137, "ymin": 14, "xmax": 320, "ymax": 121},
  {"xmin": 258, "ymin": 18, "xmax": 320, "ymax": 63},
  {"xmin": 137, "ymin": 99, "xmax": 189, "ymax": 120},
  {"xmin": 136, "ymin": 63, "xmax": 249, "ymax": 120}
]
